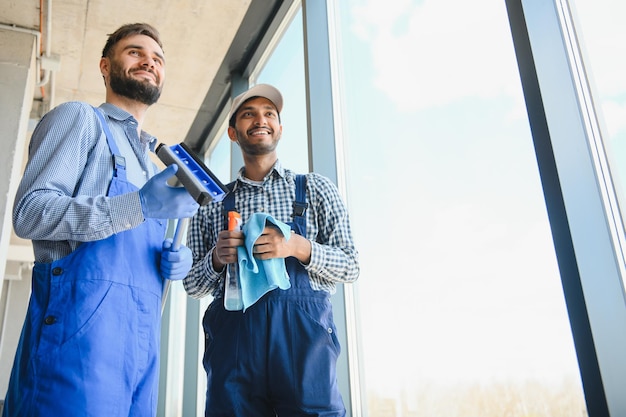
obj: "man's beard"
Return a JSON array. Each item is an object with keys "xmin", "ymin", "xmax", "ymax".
[
  {"xmin": 109, "ymin": 60, "xmax": 162, "ymax": 105},
  {"xmin": 235, "ymin": 130, "xmax": 280, "ymax": 156}
]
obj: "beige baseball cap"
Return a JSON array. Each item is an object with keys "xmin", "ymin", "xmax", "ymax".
[{"xmin": 228, "ymin": 83, "xmax": 283, "ymax": 122}]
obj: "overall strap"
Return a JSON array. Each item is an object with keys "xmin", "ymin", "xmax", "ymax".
[
  {"xmin": 292, "ymin": 174, "xmax": 308, "ymax": 230},
  {"xmin": 222, "ymin": 181, "xmax": 237, "ymax": 230},
  {"xmin": 92, "ymin": 106, "xmax": 127, "ymax": 181}
]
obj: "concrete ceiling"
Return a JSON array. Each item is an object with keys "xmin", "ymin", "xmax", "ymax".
[
  {"xmin": 1, "ymin": 0, "xmax": 252, "ymax": 146},
  {"xmin": 1, "ymin": 0, "xmax": 294, "ymax": 261}
]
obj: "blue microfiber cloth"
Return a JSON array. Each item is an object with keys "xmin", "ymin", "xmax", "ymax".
[{"xmin": 238, "ymin": 213, "xmax": 292, "ymax": 311}]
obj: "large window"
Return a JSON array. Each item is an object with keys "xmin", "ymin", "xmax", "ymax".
[{"xmin": 333, "ymin": 0, "xmax": 586, "ymax": 415}]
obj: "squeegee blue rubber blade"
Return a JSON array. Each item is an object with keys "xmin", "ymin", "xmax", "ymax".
[{"xmin": 170, "ymin": 144, "xmax": 228, "ymax": 202}]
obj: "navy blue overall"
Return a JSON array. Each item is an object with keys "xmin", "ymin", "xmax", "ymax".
[
  {"xmin": 202, "ymin": 175, "xmax": 345, "ymax": 417},
  {"xmin": 2, "ymin": 109, "xmax": 166, "ymax": 417}
]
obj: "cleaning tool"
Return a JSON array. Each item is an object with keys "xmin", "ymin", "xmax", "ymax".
[{"xmin": 156, "ymin": 142, "xmax": 228, "ymax": 312}]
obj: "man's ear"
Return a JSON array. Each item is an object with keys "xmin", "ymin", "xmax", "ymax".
[
  {"xmin": 99, "ymin": 57, "xmax": 109, "ymax": 79},
  {"xmin": 227, "ymin": 126, "xmax": 237, "ymax": 142}
]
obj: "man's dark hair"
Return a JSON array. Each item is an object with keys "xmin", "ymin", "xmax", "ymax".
[
  {"xmin": 228, "ymin": 112, "xmax": 238, "ymax": 128},
  {"xmin": 101, "ymin": 23, "xmax": 163, "ymax": 58}
]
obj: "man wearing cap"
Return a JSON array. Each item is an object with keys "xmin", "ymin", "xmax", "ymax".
[{"xmin": 183, "ymin": 83, "xmax": 360, "ymax": 416}]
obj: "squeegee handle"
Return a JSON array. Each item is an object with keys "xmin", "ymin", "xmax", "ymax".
[
  {"xmin": 172, "ymin": 217, "xmax": 190, "ymax": 251},
  {"xmin": 161, "ymin": 217, "xmax": 190, "ymax": 315}
]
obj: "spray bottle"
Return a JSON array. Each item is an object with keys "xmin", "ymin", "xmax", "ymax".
[{"xmin": 224, "ymin": 211, "xmax": 243, "ymax": 311}]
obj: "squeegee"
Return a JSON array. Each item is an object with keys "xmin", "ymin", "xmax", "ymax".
[{"xmin": 156, "ymin": 142, "xmax": 229, "ymax": 312}]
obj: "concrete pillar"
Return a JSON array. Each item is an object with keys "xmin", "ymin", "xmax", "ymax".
[
  {"xmin": 0, "ymin": 28, "xmax": 35, "ymax": 291},
  {"xmin": 0, "ymin": 27, "xmax": 36, "ymax": 397}
]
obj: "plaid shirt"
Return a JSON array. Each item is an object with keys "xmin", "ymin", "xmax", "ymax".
[{"xmin": 183, "ymin": 160, "xmax": 359, "ymax": 298}]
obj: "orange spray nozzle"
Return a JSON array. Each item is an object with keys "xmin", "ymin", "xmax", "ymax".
[{"xmin": 228, "ymin": 211, "xmax": 242, "ymax": 231}]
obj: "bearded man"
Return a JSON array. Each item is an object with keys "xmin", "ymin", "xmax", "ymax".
[{"xmin": 3, "ymin": 23, "xmax": 199, "ymax": 417}]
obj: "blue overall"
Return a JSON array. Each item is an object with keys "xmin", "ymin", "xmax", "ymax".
[
  {"xmin": 202, "ymin": 176, "xmax": 345, "ymax": 417},
  {"xmin": 2, "ymin": 109, "xmax": 166, "ymax": 417}
]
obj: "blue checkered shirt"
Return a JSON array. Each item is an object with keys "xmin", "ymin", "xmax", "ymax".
[{"xmin": 12, "ymin": 101, "xmax": 158, "ymax": 263}]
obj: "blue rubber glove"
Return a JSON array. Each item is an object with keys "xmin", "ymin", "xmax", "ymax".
[
  {"xmin": 160, "ymin": 238, "xmax": 193, "ymax": 281},
  {"xmin": 139, "ymin": 164, "xmax": 199, "ymax": 219}
]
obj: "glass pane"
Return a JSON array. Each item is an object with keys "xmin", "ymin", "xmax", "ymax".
[
  {"xmin": 333, "ymin": 0, "xmax": 587, "ymax": 415},
  {"xmin": 206, "ymin": 130, "xmax": 232, "ymax": 182},
  {"xmin": 254, "ymin": 8, "xmax": 309, "ymax": 174},
  {"xmin": 571, "ymin": 0, "xmax": 626, "ymax": 250}
]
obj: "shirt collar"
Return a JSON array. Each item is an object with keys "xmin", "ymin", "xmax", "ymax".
[
  {"xmin": 98, "ymin": 103, "xmax": 158, "ymax": 150},
  {"xmin": 237, "ymin": 159, "xmax": 286, "ymax": 186}
]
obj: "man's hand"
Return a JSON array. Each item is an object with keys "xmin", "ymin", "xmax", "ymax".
[
  {"xmin": 253, "ymin": 226, "xmax": 311, "ymax": 264},
  {"xmin": 160, "ymin": 238, "xmax": 193, "ymax": 280},
  {"xmin": 139, "ymin": 164, "xmax": 199, "ymax": 219},
  {"xmin": 212, "ymin": 230, "xmax": 244, "ymax": 271}
]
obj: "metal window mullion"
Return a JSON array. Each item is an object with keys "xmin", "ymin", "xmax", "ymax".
[
  {"xmin": 511, "ymin": 0, "xmax": 626, "ymax": 415},
  {"xmin": 302, "ymin": 1, "xmax": 360, "ymax": 416}
]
